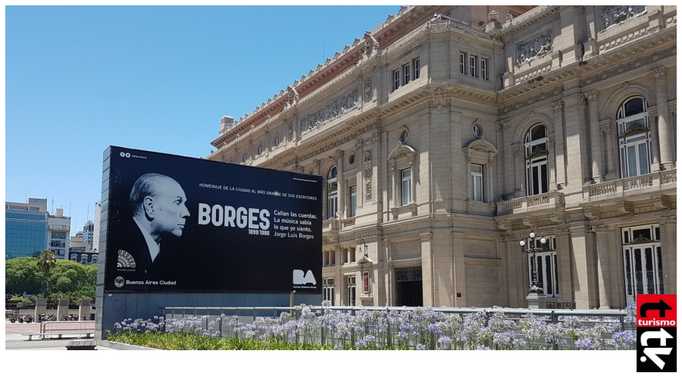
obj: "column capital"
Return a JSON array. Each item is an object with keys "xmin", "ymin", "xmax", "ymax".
[
  {"xmin": 651, "ymin": 67, "xmax": 667, "ymax": 82},
  {"xmin": 552, "ymin": 100, "xmax": 564, "ymax": 113},
  {"xmin": 584, "ymin": 90, "xmax": 599, "ymax": 103},
  {"xmin": 498, "ymin": 118, "xmax": 512, "ymax": 131},
  {"xmin": 660, "ymin": 215, "xmax": 676, "ymax": 224}
]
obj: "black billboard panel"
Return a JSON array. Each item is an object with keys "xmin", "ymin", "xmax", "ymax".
[{"xmin": 103, "ymin": 146, "xmax": 322, "ymax": 294}]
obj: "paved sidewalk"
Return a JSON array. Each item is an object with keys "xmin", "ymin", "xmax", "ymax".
[{"xmin": 4, "ymin": 321, "xmax": 112, "ymax": 350}]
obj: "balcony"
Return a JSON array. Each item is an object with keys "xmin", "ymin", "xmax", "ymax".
[
  {"xmin": 496, "ymin": 191, "xmax": 564, "ymax": 216},
  {"xmin": 584, "ymin": 170, "xmax": 676, "ymax": 201}
]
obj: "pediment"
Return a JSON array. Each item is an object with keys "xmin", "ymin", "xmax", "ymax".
[
  {"xmin": 388, "ymin": 143, "xmax": 417, "ymax": 162},
  {"xmin": 465, "ymin": 139, "xmax": 498, "ymax": 155}
]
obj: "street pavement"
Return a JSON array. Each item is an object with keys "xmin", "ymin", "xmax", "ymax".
[{"xmin": 4, "ymin": 320, "xmax": 112, "ymax": 350}]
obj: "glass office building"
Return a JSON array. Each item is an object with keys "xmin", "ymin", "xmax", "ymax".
[{"xmin": 5, "ymin": 199, "xmax": 49, "ymax": 259}]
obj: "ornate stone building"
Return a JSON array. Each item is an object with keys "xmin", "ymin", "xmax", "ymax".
[{"xmin": 208, "ymin": 5, "xmax": 676, "ymax": 310}]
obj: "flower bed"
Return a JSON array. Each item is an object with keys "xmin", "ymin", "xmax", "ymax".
[{"xmin": 108, "ymin": 304, "xmax": 637, "ymax": 350}]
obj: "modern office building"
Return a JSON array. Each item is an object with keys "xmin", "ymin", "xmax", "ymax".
[
  {"xmin": 5, "ymin": 198, "xmax": 50, "ymax": 259},
  {"xmin": 5, "ymin": 198, "xmax": 72, "ymax": 260},
  {"xmin": 207, "ymin": 5, "xmax": 676, "ymax": 310},
  {"xmin": 48, "ymin": 207, "xmax": 71, "ymax": 259}
]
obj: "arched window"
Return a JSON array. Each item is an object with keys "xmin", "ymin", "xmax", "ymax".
[
  {"xmin": 327, "ymin": 166, "xmax": 338, "ymax": 219},
  {"xmin": 525, "ymin": 124, "xmax": 549, "ymax": 195},
  {"xmin": 618, "ymin": 97, "xmax": 650, "ymax": 178}
]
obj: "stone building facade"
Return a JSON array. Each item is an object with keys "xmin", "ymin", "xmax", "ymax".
[{"xmin": 208, "ymin": 5, "xmax": 676, "ymax": 310}]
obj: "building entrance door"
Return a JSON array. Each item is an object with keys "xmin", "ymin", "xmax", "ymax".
[{"xmin": 395, "ymin": 267, "xmax": 422, "ymax": 306}]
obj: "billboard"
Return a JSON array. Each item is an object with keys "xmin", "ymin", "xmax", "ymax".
[{"xmin": 102, "ymin": 146, "xmax": 322, "ymax": 294}]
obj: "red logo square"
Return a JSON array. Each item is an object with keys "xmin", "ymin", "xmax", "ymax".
[{"xmin": 637, "ymin": 294, "xmax": 677, "ymax": 326}]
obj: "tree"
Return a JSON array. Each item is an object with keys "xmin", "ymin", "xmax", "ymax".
[
  {"xmin": 5, "ymin": 257, "xmax": 42, "ymax": 295},
  {"xmin": 37, "ymin": 250, "xmax": 57, "ymax": 298}
]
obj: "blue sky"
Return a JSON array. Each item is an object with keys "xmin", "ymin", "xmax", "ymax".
[{"xmin": 4, "ymin": 4, "xmax": 401, "ymax": 235}]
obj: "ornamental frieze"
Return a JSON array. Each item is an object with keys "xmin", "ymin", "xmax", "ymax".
[
  {"xmin": 516, "ymin": 30, "xmax": 552, "ymax": 65},
  {"xmin": 600, "ymin": 6, "xmax": 646, "ymax": 31},
  {"xmin": 300, "ymin": 88, "xmax": 358, "ymax": 136}
]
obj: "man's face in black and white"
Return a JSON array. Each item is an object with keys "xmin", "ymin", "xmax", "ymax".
[{"xmin": 147, "ymin": 178, "xmax": 190, "ymax": 239}]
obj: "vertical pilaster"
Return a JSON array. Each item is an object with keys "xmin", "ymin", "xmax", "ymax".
[
  {"xmin": 652, "ymin": 67, "xmax": 673, "ymax": 169},
  {"xmin": 570, "ymin": 226, "xmax": 599, "ymax": 309},
  {"xmin": 585, "ymin": 91, "xmax": 604, "ymax": 182},
  {"xmin": 660, "ymin": 216, "xmax": 677, "ymax": 294},
  {"xmin": 420, "ymin": 232, "xmax": 434, "ymax": 307},
  {"xmin": 512, "ymin": 144, "xmax": 523, "ymax": 197},
  {"xmin": 600, "ymin": 120, "xmax": 617, "ymax": 180},
  {"xmin": 498, "ymin": 119, "xmax": 513, "ymax": 196},
  {"xmin": 552, "ymin": 100, "xmax": 567, "ymax": 188},
  {"xmin": 594, "ymin": 225, "xmax": 615, "ymax": 308},
  {"xmin": 563, "ymin": 90, "xmax": 587, "ymax": 201},
  {"xmin": 555, "ymin": 228, "xmax": 574, "ymax": 304},
  {"xmin": 336, "ymin": 150, "xmax": 344, "ymax": 218},
  {"xmin": 451, "ymin": 231, "xmax": 466, "ymax": 307}
]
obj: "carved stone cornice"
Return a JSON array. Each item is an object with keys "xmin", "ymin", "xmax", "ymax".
[
  {"xmin": 497, "ymin": 221, "xmax": 512, "ymax": 233},
  {"xmin": 584, "ymin": 207, "xmax": 600, "ymax": 221},
  {"xmin": 549, "ymin": 213, "xmax": 565, "ymax": 225},
  {"xmin": 616, "ymin": 201, "xmax": 634, "ymax": 216},
  {"xmin": 522, "ymin": 218, "xmax": 536, "ymax": 228},
  {"xmin": 652, "ymin": 195, "xmax": 671, "ymax": 210}
]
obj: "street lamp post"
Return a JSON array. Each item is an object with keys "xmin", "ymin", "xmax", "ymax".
[{"xmin": 520, "ymin": 231, "xmax": 547, "ymax": 309}]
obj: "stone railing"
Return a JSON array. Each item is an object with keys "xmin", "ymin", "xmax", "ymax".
[
  {"xmin": 341, "ymin": 217, "xmax": 356, "ymax": 228},
  {"xmin": 496, "ymin": 191, "xmax": 564, "ymax": 216},
  {"xmin": 585, "ymin": 169, "xmax": 676, "ymax": 199}
]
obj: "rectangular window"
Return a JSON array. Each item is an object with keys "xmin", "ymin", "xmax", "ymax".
[
  {"xmin": 403, "ymin": 63, "xmax": 410, "ymax": 85},
  {"xmin": 392, "ymin": 69, "xmax": 400, "ymax": 91},
  {"xmin": 349, "ymin": 186, "xmax": 357, "ymax": 217},
  {"xmin": 460, "ymin": 52, "xmax": 466, "ymax": 74},
  {"xmin": 363, "ymin": 271, "xmax": 370, "ymax": 293},
  {"xmin": 346, "ymin": 276, "xmax": 356, "ymax": 306},
  {"xmin": 412, "ymin": 57, "xmax": 420, "ymax": 79},
  {"xmin": 471, "ymin": 164, "xmax": 484, "ymax": 202},
  {"xmin": 323, "ymin": 278, "xmax": 335, "ymax": 306},
  {"xmin": 480, "ymin": 58, "xmax": 488, "ymax": 80},
  {"xmin": 469, "ymin": 55, "xmax": 478, "ymax": 77},
  {"xmin": 401, "ymin": 169, "xmax": 412, "ymax": 205}
]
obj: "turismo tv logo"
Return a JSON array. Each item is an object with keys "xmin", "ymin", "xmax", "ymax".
[{"xmin": 637, "ymin": 294, "xmax": 677, "ymax": 372}]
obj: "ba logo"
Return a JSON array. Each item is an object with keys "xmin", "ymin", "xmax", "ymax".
[
  {"xmin": 637, "ymin": 294, "xmax": 677, "ymax": 372},
  {"xmin": 114, "ymin": 276, "xmax": 125, "ymax": 288},
  {"xmin": 293, "ymin": 270, "xmax": 316, "ymax": 286},
  {"xmin": 119, "ymin": 152, "xmax": 131, "ymax": 158}
]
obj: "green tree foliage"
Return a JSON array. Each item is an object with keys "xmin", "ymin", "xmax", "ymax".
[
  {"xmin": 5, "ymin": 257, "xmax": 42, "ymax": 295},
  {"xmin": 5, "ymin": 257, "xmax": 97, "ymax": 301}
]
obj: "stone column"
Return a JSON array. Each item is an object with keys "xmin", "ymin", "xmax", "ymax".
[
  {"xmin": 451, "ymin": 231, "xmax": 466, "ymax": 307},
  {"xmin": 336, "ymin": 150, "xmax": 345, "ymax": 218},
  {"xmin": 585, "ymin": 91, "xmax": 604, "ymax": 182},
  {"xmin": 555, "ymin": 227, "xmax": 574, "ymax": 304},
  {"xmin": 334, "ymin": 245, "xmax": 342, "ymax": 305},
  {"xmin": 649, "ymin": 115, "xmax": 662, "ymax": 171},
  {"xmin": 499, "ymin": 119, "xmax": 512, "ymax": 196},
  {"xmin": 420, "ymin": 232, "xmax": 434, "ymax": 307},
  {"xmin": 570, "ymin": 226, "xmax": 599, "ymax": 309},
  {"xmin": 600, "ymin": 120, "xmax": 618, "ymax": 180},
  {"xmin": 652, "ymin": 67, "xmax": 673, "ymax": 169},
  {"xmin": 660, "ymin": 216, "xmax": 677, "ymax": 295},
  {"xmin": 355, "ymin": 138, "xmax": 364, "ymax": 208},
  {"xmin": 552, "ymin": 100, "xmax": 567, "ymax": 188},
  {"xmin": 512, "ymin": 144, "xmax": 523, "ymax": 197},
  {"xmin": 502, "ymin": 234, "xmax": 525, "ymax": 308},
  {"xmin": 594, "ymin": 225, "xmax": 615, "ymax": 309}
]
